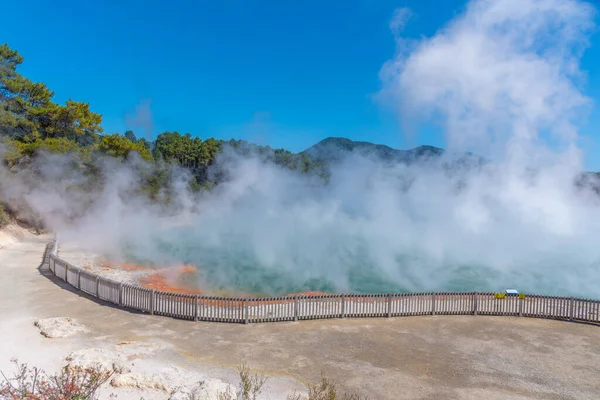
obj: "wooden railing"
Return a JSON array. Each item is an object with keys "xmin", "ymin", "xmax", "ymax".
[{"xmin": 44, "ymin": 240, "xmax": 600, "ymax": 325}]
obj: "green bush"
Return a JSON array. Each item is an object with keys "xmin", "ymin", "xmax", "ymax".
[{"xmin": 0, "ymin": 205, "xmax": 11, "ymax": 228}]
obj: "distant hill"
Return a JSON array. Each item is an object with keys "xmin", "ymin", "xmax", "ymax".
[
  {"xmin": 302, "ymin": 137, "xmax": 448, "ymax": 164},
  {"xmin": 300, "ymin": 138, "xmax": 600, "ymax": 194}
]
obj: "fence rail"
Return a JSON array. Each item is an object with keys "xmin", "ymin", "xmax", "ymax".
[{"xmin": 43, "ymin": 240, "xmax": 600, "ymax": 325}]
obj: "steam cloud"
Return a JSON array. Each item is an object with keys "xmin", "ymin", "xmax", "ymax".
[{"xmin": 2, "ymin": 0, "xmax": 600, "ymax": 297}]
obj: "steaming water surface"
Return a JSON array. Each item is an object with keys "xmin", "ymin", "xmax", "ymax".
[
  {"xmin": 103, "ymin": 154, "xmax": 600, "ymax": 299},
  {"xmin": 117, "ymin": 214, "xmax": 600, "ymax": 298}
]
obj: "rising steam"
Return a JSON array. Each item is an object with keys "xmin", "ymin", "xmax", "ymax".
[{"xmin": 2, "ymin": 0, "xmax": 600, "ymax": 297}]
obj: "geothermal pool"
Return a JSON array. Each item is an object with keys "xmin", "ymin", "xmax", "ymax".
[{"xmin": 109, "ymin": 231, "xmax": 599, "ymax": 299}]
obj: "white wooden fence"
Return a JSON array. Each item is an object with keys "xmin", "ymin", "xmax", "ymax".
[{"xmin": 43, "ymin": 240, "xmax": 600, "ymax": 325}]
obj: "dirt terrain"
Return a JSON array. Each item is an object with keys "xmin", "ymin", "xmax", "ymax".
[{"xmin": 1, "ymin": 231, "xmax": 600, "ymax": 399}]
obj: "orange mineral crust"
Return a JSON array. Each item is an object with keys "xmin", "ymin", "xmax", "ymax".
[
  {"xmin": 101, "ymin": 260, "xmax": 152, "ymax": 271},
  {"xmin": 102, "ymin": 260, "xmax": 203, "ymax": 295},
  {"xmin": 140, "ymin": 264, "xmax": 202, "ymax": 294},
  {"xmin": 101, "ymin": 260, "xmax": 338, "ymax": 299}
]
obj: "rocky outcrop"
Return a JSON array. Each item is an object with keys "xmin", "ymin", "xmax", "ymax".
[
  {"xmin": 110, "ymin": 372, "xmax": 172, "ymax": 392},
  {"xmin": 64, "ymin": 342, "xmax": 232, "ymax": 397},
  {"xmin": 34, "ymin": 317, "xmax": 88, "ymax": 338},
  {"xmin": 65, "ymin": 341, "xmax": 166, "ymax": 373}
]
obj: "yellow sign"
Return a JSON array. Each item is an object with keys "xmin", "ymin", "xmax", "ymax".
[{"xmin": 493, "ymin": 292, "xmax": 526, "ymax": 299}]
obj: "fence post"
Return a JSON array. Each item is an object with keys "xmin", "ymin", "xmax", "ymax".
[
  {"xmin": 341, "ymin": 294, "xmax": 345, "ymax": 318},
  {"xmin": 150, "ymin": 290, "xmax": 155, "ymax": 315},
  {"xmin": 431, "ymin": 293, "xmax": 436, "ymax": 316},
  {"xmin": 194, "ymin": 295, "xmax": 199, "ymax": 321},
  {"xmin": 294, "ymin": 296, "xmax": 298, "ymax": 321},
  {"xmin": 64, "ymin": 264, "xmax": 68, "ymax": 282},
  {"xmin": 118, "ymin": 283, "xmax": 123, "ymax": 306},
  {"xmin": 569, "ymin": 297, "xmax": 574, "ymax": 321},
  {"xmin": 244, "ymin": 298, "xmax": 249, "ymax": 324},
  {"xmin": 473, "ymin": 292, "xmax": 478, "ymax": 316},
  {"xmin": 293, "ymin": 296, "xmax": 298, "ymax": 322},
  {"xmin": 519, "ymin": 295, "xmax": 523, "ymax": 317},
  {"xmin": 77, "ymin": 270, "xmax": 81, "ymax": 290},
  {"xmin": 387, "ymin": 294, "xmax": 392, "ymax": 318}
]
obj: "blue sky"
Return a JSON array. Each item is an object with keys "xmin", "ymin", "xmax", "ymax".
[{"xmin": 2, "ymin": 0, "xmax": 600, "ymax": 168}]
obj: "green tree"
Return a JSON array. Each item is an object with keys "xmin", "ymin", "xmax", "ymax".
[
  {"xmin": 15, "ymin": 137, "xmax": 80, "ymax": 156},
  {"xmin": 138, "ymin": 137, "xmax": 152, "ymax": 151},
  {"xmin": 46, "ymin": 99, "xmax": 103, "ymax": 140},
  {"xmin": 153, "ymin": 131, "xmax": 222, "ymax": 169},
  {"xmin": 0, "ymin": 44, "xmax": 44, "ymax": 140},
  {"xmin": 124, "ymin": 129, "xmax": 137, "ymax": 143},
  {"xmin": 98, "ymin": 133, "xmax": 153, "ymax": 161},
  {"xmin": 200, "ymin": 137, "xmax": 222, "ymax": 166},
  {"xmin": 0, "ymin": 43, "xmax": 25, "ymax": 101},
  {"xmin": 0, "ymin": 44, "xmax": 103, "ymax": 144}
]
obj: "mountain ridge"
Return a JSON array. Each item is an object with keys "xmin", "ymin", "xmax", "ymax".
[{"xmin": 301, "ymin": 136, "xmax": 447, "ymax": 164}]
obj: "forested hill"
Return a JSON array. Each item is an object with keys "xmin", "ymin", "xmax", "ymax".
[
  {"xmin": 302, "ymin": 137, "xmax": 445, "ymax": 164},
  {"xmin": 0, "ymin": 43, "xmax": 457, "ymax": 193}
]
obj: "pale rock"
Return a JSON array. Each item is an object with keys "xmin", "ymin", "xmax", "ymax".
[
  {"xmin": 65, "ymin": 341, "xmax": 166, "ymax": 374},
  {"xmin": 111, "ymin": 372, "xmax": 172, "ymax": 392},
  {"xmin": 66, "ymin": 348, "xmax": 131, "ymax": 374},
  {"xmin": 34, "ymin": 317, "xmax": 88, "ymax": 338}
]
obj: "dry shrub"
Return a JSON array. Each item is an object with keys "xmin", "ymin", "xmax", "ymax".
[
  {"xmin": 0, "ymin": 358, "xmax": 113, "ymax": 400},
  {"xmin": 217, "ymin": 363, "xmax": 267, "ymax": 400},
  {"xmin": 168, "ymin": 381, "xmax": 207, "ymax": 400},
  {"xmin": 215, "ymin": 364, "xmax": 366, "ymax": 400},
  {"xmin": 287, "ymin": 373, "xmax": 368, "ymax": 400},
  {"xmin": 2, "ymin": 359, "xmax": 365, "ymax": 400}
]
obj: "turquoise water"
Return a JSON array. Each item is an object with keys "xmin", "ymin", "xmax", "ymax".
[{"xmin": 117, "ymin": 234, "xmax": 570, "ymax": 297}]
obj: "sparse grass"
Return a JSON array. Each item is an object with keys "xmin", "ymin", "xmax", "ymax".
[
  {"xmin": 174, "ymin": 365, "xmax": 365, "ymax": 400},
  {"xmin": 169, "ymin": 381, "xmax": 208, "ymax": 400},
  {"xmin": 286, "ymin": 373, "xmax": 368, "ymax": 400},
  {"xmin": 215, "ymin": 363, "xmax": 267, "ymax": 400},
  {"xmin": 168, "ymin": 363, "xmax": 267, "ymax": 400}
]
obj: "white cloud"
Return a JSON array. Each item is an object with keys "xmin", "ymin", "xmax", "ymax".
[{"xmin": 381, "ymin": 0, "xmax": 596, "ymax": 160}]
